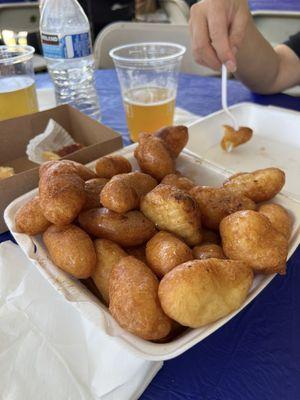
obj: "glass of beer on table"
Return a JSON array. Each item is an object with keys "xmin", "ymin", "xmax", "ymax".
[
  {"xmin": 110, "ymin": 42, "xmax": 186, "ymax": 142},
  {"xmin": 0, "ymin": 45, "xmax": 38, "ymax": 121}
]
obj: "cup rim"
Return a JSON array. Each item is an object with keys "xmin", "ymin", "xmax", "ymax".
[
  {"xmin": 109, "ymin": 42, "xmax": 186, "ymax": 63},
  {"xmin": 0, "ymin": 45, "xmax": 35, "ymax": 65}
]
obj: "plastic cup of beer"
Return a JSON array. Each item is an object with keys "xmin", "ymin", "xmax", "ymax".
[
  {"xmin": 0, "ymin": 45, "xmax": 38, "ymax": 122},
  {"xmin": 110, "ymin": 42, "xmax": 186, "ymax": 142}
]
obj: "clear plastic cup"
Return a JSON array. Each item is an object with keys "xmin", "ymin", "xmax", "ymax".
[
  {"xmin": 0, "ymin": 45, "xmax": 38, "ymax": 121},
  {"xmin": 110, "ymin": 42, "xmax": 186, "ymax": 142}
]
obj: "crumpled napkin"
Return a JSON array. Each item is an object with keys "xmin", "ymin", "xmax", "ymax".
[
  {"xmin": 0, "ymin": 241, "xmax": 162, "ymax": 400},
  {"xmin": 26, "ymin": 119, "xmax": 75, "ymax": 164}
]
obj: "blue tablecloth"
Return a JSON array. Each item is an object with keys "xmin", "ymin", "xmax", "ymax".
[
  {"xmin": 35, "ymin": 70, "xmax": 300, "ymax": 147},
  {"xmin": 2, "ymin": 70, "xmax": 300, "ymax": 400},
  {"xmin": 249, "ymin": 0, "xmax": 300, "ymax": 11}
]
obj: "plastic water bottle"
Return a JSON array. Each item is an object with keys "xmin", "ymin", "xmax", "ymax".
[{"xmin": 40, "ymin": 0, "xmax": 101, "ymax": 120}]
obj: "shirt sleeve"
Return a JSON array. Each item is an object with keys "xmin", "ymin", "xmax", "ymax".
[{"xmin": 284, "ymin": 31, "xmax": 300, "ymax": 58}]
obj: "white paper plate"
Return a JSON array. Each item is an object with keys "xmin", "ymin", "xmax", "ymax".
[
  {"xmin": 4, "ymin": 145, "xmax": 300, "ymax": 360},
  {"xmin": 187, "ymin": 102, "xmax": 300, "ymax": 201}
]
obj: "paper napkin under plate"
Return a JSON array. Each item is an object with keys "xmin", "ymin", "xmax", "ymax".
[{"xmin": 0, "ymin": 241, "xmax": 162, "ymax": 400}]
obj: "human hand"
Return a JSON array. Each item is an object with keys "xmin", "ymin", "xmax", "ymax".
[{"xmin": 189, "ymin": 0, "xmax": 251, "ymax": 72}]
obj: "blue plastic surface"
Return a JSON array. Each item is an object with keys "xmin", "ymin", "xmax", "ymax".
[
  {"xmin": 2, "ymin": 69, "xmax": 300, "ymax": 399},
  {"xmin": 249, "ymin": 0, "xmax": 300, "ymax": 11}
]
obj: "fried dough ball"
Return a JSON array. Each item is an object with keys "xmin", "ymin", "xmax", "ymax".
[
  {"xmin": 258, "ymin": 203, "xmax": 292, "ymax": 240},
  {"xmin": 95, "ymin": 155, "xmax": 132, "ymax": 179},
  {"xmin": 141, "ymin": 184, "xmax": 202, "ymax": 246},
  {"xmin": 161, "ymin": 173, "xmax": 195, "ymax": 192},
  {"xmin": 39, "ymin": 172, "xmax": 86, "ymax": 226},
  {"xmin": 38, "ymin": 160, "xmax": 98, "ymax": 225},
  {"xmin": 39, "ymin": 159, "xmax": 96, "ymax": 181},
  {"xmin": 154, "ymin": 320, "xmax": 187, "ymax": 343},
  {"xmin": 100, "ymin": 172, "xmax": 157, "ymax": 213},
  {"xmin": 109, "ymin": 256, "xmax": 172, "ymax": 340},
  {"xmin": 158, "ymin": 259, "xmax": 253, "ymax": 328},
  {"xmin": 223, "ymin": 168, "xmax": 285, "ymax": 202},
  {"xmin": 202, "ymin": 228, "xmax": 221, "ymax": 245},
  {"xmin": 134, "ymin": 126, "xmax": 188, "ymax": 181},
  {"xmin": 92, "ymin": 239, "xmax": 127, "ymax": 304},
  {"xmin": 126, "ymin": 245, "xmax": 147, "ymax": 263},
  {"xmin": 220, "ymin": 210, "xmax": 288, "ymax": 274},
  {"xmin": 134, "ymin": 134, "xmax": 175, "ymax": 180},
  {"xmin": 78, "ymin": 208, "xmax": 156, "ymax": 247},
  {"xmin": 83, "ymin": 178, "xmax": 108, "ymax": 210},
  {"xmin": 146, "ymin": 231, "xmax": 193, "ymax": 277},
  {"xmin": 193, "ymin": 244, "xmax": 225, "ymax": 260},
  {"xmin": 190, "ymin": 186, "xmax": 256, "ymax": 230},
  {"xmin": 155, "ymin": 126, "xmax": 188, "ymax": 158},
  {"xmin": 43, "ymin": 224, "xmax": 96, "ymax": 279},
  {"xmin": 15, "ymin": 196, "xmax": 50, "ymax": 235},
  {"xmin": 221, "ymin": 125, "xmax": 253, "ymax": 152}
]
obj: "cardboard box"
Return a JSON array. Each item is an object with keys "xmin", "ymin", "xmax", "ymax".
[{"xmin": 0, "ymin": 105, "xmax": 123, "ymax": 233}]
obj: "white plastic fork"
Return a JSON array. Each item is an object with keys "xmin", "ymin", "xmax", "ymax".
[{"xmin": 221, "ymin": 64, "xmax": 239, "ymax": 131}]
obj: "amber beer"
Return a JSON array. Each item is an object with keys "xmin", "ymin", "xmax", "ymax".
[
  {"xmin": 0, "ymin": 76, "xmax": 38, "ymax": 121},
  {"xmin": 123, "ymin": 87, "xmax": 175, "ymax": 142},
  {"xmin": 110, "ymin": 43, "xmax": 185, "ymax": 141}
]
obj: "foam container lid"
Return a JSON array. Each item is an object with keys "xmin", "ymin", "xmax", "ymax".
[{"xmin": 187, "ymin": 103, "xmax": 300, "ymax": 201}]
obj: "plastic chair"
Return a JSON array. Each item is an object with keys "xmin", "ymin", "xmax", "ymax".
[
  {"xmin": 159, "ymin": 0, "xmax": 190, "ymax": 24},
  {"xmin": 0, "ymin": 2, "xmax": 39, "ymax": 33},
  {"xmin": 252, "ymin": 10, "xmax": 300, "ymax": 96},
  {"xmin": 93, "ymin": 22, "xmax": 216, "ymax": 76},
  {"xmin": 252, "ymin": 10, "xmax": 300, "ymax": 46},
  {"xmin": 0, "ymin": 2, "xmax": 46, "ymax": 72}
]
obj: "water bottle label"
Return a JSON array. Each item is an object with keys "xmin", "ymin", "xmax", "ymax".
[{"xmin": 41, "ymin": 31, "xmax": 91, "ymax": 59}]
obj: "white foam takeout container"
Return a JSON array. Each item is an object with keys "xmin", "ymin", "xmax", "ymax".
[
  {"xmin": 4, "ymin": 133, "xmax": 300, "ymax": 360},
  {"xmin": 187, "ymin": 102, "xmax": 300, "ymax": 202}
]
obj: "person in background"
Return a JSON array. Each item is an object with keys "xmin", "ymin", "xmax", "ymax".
[
  {"xmin": 189, "ymin": 0, "xmax": 300, "ymax": 94},
  {"xmin": 135, "ymin": 0, "xmax": 157, "ymax": 17},
  {"xmin": 79, "ymin": 0, "xmax": 135, "ymax": 40}
]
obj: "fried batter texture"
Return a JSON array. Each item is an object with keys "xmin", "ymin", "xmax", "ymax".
[
  {"xmin": 15, "ymin": 196, "xmax": 50, "ymax": 235},
  {"xmin": 146, "ymin": 231, "xmax": 193, "ymax": 277},
  {"xmin": 141, "ymin": 184, "xmax": 202, "ymax": 246},
  {"xmin": 78, "ymin": 208, "xmax": 156, "ymax": 247},
  {"xmin": 161, "ymin": 173, "xmax": 195, "ymax": 192},
  {"xmin": 39, "ymin": 171, "xmax": 86, "ymax": 226},
  {"xmin": 83, "ymin": 178, "xmax": 108, "ymax": 210},
  {"xmin": 193, "ymin": 244, "xmax": 225, "ymax": 260},
  {"xmin": 39, "ymin": 159, "xmax": 96, "ymax": 181},
  {"xmin": 155, "ymin": 126, "xmax": 188, "ymax": 158},
  {"xmin": 95, "ymin": 155, "xmax": 132, "ymax": 179},
  {"xmin": 92, "ymin": 239, "xmax": 127, "ymax": 304},
  {"xmin": 158, "ymin": 259, "xmax": 253, "ymax": 328},
  {"xmin": 126, "ymin": 245, "xmax": 147, "ymax": 263},
  {"xmin": 100, "ymin": 172, "xmax": 157, "ymax": 213},
  {"xmin": 109, "ymin": 256, "xmax": 172, "ymax": 340},
  {"xmin": 190, "ymin": 186, "xmax": 256, "ymax": 230},
  {"xmin": 202, "ymin": 228, "xmax": 221, "ymax": 244},
  {"xmin": 223, "ymin": 168, "xmax": 285, "ymax": 202},
  {"xmin": 220, "ymin": 210, "xmax": 288, "ymax": 274},
  {"xmin": 221, "ymin": 125, "xmax": 253, "ymax": 152},
  {"xmin": 134, "ymin": 126, "xmax": 188, "ymax": 180},
  {"xmin": 134, "ymin": 133, "xmax": 174, "ymax": 180},
  {"xmin": 258, "ymin": 203, "xmax": 292, "ymax": 240},
  {"xmin": 38, "ymin": 160, "xmax": 98, "ymax": 225},
  {"xmin": 43, "ymin": 224, "xmax": 96, "ymax": 278}
]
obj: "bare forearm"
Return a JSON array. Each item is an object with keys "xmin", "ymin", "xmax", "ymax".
[
  {"xmin": 190, "ymin": 0, "xmax": 300, "ymax": 94},
  {"xmin": 234, "ymin": 20, "xmax": 281, "ymax": 94}
]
